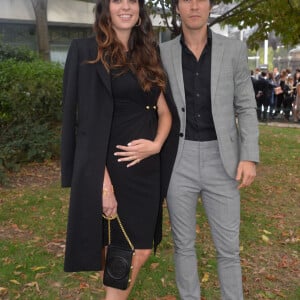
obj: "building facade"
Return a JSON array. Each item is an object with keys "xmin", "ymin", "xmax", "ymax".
[{"xmin": 0, "ymin": 0, "xmax": 227, "ymax": 63}]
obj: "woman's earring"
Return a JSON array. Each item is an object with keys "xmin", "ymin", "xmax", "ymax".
[{"xmin": 135, "ymin": 17, "xmax": 141, "ymax": 27}]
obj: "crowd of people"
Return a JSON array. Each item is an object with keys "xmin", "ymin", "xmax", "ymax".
[{"xmin": 251, "ymin": 67, "xmax": 300, "ymax": 123}]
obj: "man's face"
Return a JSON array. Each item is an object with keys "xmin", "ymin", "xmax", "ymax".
[{"xmin": 177, "ymin": 0, "xmax": 211, "ymax": 32}]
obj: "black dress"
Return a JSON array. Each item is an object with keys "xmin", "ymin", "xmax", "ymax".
[{"xmin": 105, "ymin": 69, "xmax": 161, "ymax": 249}]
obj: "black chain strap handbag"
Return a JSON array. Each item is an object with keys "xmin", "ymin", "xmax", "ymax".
[{"xmin": 102, "ymin": 214, "xmax": 135, "ymax": 290}]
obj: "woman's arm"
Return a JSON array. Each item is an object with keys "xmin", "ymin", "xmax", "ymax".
[
  {"xmin": 102, "ymin": 167, "xmax": 117, "ymax": 217},
  {"xmin": 114, "ymin": 92, "xmax": 172, "ymax": 167},
  {"xmin": 153, "ymin": 91, "xmax": 172, "ymax": 151}
]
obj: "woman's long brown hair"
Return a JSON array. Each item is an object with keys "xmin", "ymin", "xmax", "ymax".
[{"xmin": 92, "ymin": 0, "xmax": 166, "ymax": 91}]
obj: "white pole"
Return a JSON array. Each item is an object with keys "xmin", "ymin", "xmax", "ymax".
[{"xmin": 264, "ymin": 39, "xmax": 268, "ymax": 65}]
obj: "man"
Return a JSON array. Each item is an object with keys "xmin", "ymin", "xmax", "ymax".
[
  {"xmin": 159, "ymin": 0, "xmax": 259, "ymax": 299},
  {"xmin": 254, "ymin": 71, "xmax": 274, "ymax": 121}
]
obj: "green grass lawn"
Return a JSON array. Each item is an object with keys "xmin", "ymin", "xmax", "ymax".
[{"xmin": 0, "ymin": 125, "xmax": 299, "ymax": 299}]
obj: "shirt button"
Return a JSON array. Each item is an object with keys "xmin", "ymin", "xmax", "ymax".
[
  {"xmin": 181, "ymin": 107, "xmax": 185, "ymax": 112},
  {"xmin": 179, "ymin": 133, "xmax": 184, "ymax": 137},
  {"xmin": 197, "ymin": 114, "xmax": 201, "ymax": 118},
  {"xmin": 196, "ymin": 93, "xmax": 200, "ymax": 97},
  {"xmin": 196, "ymin": 72, "xmax": 199, "ymax": 76}
]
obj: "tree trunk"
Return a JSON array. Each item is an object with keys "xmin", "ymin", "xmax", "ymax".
[{"xmin": 31, "ymin": 0, "xmax": 50, "ymax": 61}]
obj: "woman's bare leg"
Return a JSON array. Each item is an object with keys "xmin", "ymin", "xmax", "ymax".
[{"xmin": 104, "ymin": 249, "xmax": 152, "ymax": 300}]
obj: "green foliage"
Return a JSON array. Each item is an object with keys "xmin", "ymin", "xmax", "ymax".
[
  {"xmin": 0, "ymin": 58, "xmax": 63, "ymax": 180},
  {"xmin": 158, "ymin": 0, "xmax": 300, "ymax": 48},
  {"xmin": 211, "ymin": 0, "xmax": 300, "ymax": 49},
  {"xmin": 248, "ymin": 47, "xmax": 275, "ymax": 71},
  {"xmin": 0, "ymin": 42, "xmax": 37, "ymax": 62}
]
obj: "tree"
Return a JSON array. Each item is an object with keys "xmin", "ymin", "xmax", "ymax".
[
  {"xmin": 32, "ymin": 0, "xmax": 300, "ymax": 59},
  {"xmin": 31, "ymin": 0, "xmax": 50, "ymax": 61},
  {"xmin": 159, "ymin": 0, "xmax": 300, "ymax": 49},
  {"xmin": 211, "ymin": 0, "xmax": 300, "ymax": 49},
  {"xmin": 30, "ymin": 0, "xmax": 97, "ymax": 61}
]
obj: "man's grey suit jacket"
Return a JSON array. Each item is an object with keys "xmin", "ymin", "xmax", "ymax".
[{"xmin": 160, "ymin": 31, "xmax": 259, "ymax": 179}]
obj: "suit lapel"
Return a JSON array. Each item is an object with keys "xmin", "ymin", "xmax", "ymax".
[
  {"xmin": 89, "ymin": 39, "xmax": 112, "ymax": 96},
  {"xmin": 211, "ymin": 33, "xmax": 224, "ymax": 105},
  {"xmin": 171, "ymin": 37, "xmax": 186, "ymax": 106}
]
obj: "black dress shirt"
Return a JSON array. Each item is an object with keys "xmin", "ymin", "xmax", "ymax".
[{"xmin": 181, "ymin": 29, "xmax": 217, "ymax": 141}]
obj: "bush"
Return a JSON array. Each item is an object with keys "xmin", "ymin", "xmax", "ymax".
[
  {"xmin": 0, "ymin": 58, "xmax": 63, "ymax": 182},
  {"xmin": 0, "ymin": 42, "xmax": 37, "ymax": 62}
]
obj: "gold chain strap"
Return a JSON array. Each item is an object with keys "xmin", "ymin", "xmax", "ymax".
[{"xmin": 102, "ymin": 214, "xmax": 134, "ymax": 251}]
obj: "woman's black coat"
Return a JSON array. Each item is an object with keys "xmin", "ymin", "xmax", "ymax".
[{"xmin": 61, "ymin": 37, "xmax": 179, "ymax": 272}]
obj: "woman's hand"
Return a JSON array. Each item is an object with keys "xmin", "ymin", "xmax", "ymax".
[
  {"xmin": 114, "ymin": 91, "xmax": 172, "ymax": 167},
  {"xmin": 114, "ymin": 139, "xmax": 161, "ymax": 167},
  {"xmin": 102, "ymin": 184, "xmax": 117, "ymax": 217}
]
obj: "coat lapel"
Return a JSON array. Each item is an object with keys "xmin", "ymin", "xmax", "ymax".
[
  {"xmin": 171, "ymin": 37, "xmax": 186, "ymax": 106},
  {"xmin": 89, "ymin": 39, "xmax": 112, "ymax": 96},
  {"xmin": 96, "ymin": 62, "xmax": 112, "ymax": 96},
  {"xmin": 211, "ymin": 32, "xmax": 224, "ymax": 105}
]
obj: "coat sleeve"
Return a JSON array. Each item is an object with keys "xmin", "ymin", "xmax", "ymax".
[
  {"xmin": 156, "ymin": 43, "xmax": 180, "ymax": 198},
  {"xmin": 160, "ymin": 81, "xmax": 180, "ymax": 198},
  {"xmin": 154, "ymin": 80, "xmax": 180, "ymax": 252},
  {"xmin": 61, "ymin": 39, "xmax": 79, "ymax": 187},
  {"xmin": 233, "ymin": 42, "xmax": 260, "ymax": 163}
]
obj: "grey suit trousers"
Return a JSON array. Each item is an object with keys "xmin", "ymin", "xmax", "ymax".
[{"xmin": 167, "ymin": 140, "xmax": 243, "ymax": 300}]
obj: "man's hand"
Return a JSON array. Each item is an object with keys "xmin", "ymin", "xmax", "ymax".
[{"xmin": 235, "ymin": 161, "xmax": 256, "ymax": 189}]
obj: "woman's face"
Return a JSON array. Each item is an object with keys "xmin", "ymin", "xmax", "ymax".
[{"xmin": 109, "ymin": 0, "xmax": 140, "ymax": 36}]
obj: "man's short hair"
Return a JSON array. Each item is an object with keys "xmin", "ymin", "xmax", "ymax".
[{"xmin": 173, "ymin": 0, "xmax": 214, "ymax": 7}]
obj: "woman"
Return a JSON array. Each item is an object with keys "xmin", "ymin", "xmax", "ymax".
[
  {"xmin": 61, "ymin": 0, "xmax": 179, "ymax": 298},
  {"xmin": 267, "ymin": 72, "xmax": 276, "ymax": 117},
  {"xmin": 293, "ymin": 82, "xmax": 300, "ymax": 122},
  {"xmin": 283, "ymin": 76, "xmax": 295, "ymax": 121},
  {"xmin": 273, "ymin": 69, "xmax": 287, "ymax": 118}
]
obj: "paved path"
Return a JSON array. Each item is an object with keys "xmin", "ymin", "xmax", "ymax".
[{"xmin": 259, "ymin": 121, "xmax": 300, "ymax": 129}]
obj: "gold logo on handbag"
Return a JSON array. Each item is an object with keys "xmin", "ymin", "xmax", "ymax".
[{"xmin": 102, "ymin": 214, "xmax": 135, "ymax": 290}]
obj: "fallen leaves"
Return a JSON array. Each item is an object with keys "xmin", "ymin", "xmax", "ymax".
[
  {"xmin": 30, "ymin": 266, "xmax": 47, "ymax": 272},
  {"xmin": 265, "ymin": 274, "xmax": 277, "ymax": 281},
  {"xmin": 3, "ymin": 161, "xmax": 60, "ymax": 189},
  {"xmin": 261, "ymin": 234, "xmax": 271, "ymax": 244},
  {"xmin": 157, "ymin": 296, "xmax": 176, "ymax": 300},
  {"xmin": 160, "ymin": 277, "xmax": 166, "ymax": 288},
  {"xmin": 79, "ymin": 282, "xmax": 89, "ymax": 290},
  {"xmin": 0, "ymin": 287, "xmax": 8, "ymax": 297},
  {"xmin": 201, "ymin": 272, "xmax": 209, "ymax": 283},
  {"xmin": 9, "ymin": 280, "xmax": 21, "ymax": 287},
  {"xmin": 150, "ymin": 262, "xmax": 160, "ymax": 270},
  {"xmin": 260, "ymin": 228, "xmax": 273, "ymax": 244},
  {"xmin": 24, "ymin": 281, "xmax": 40, "ymax": 293},
  {"xmin": 0, "ymin": 223, "xmax": 32, "ymax": 241},
  {"xmin": 44, "ymin": 239, "xmax": 65, "ymax": 257},
  {"xmin": 89, "ymin": 273, "xmax": 101, "ymax": 281}
]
